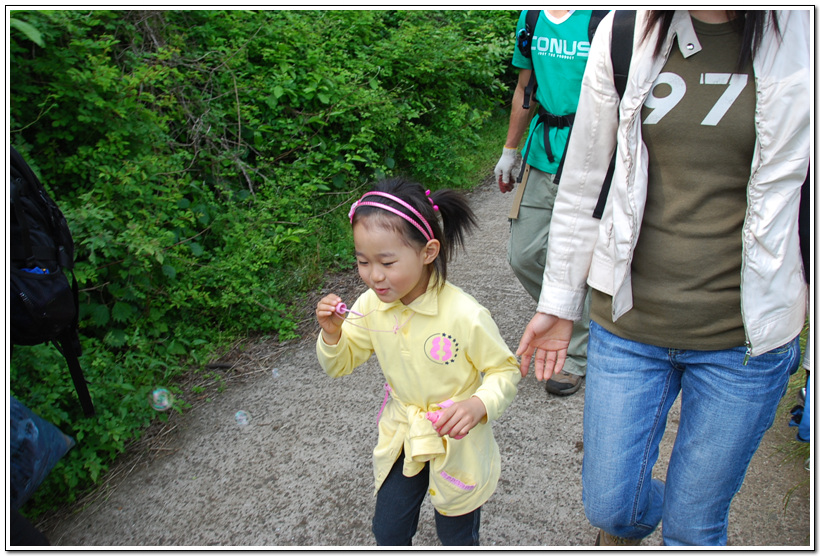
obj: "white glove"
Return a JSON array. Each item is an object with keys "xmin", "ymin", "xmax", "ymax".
[{"xmin": 494, "ymin": 147, "xmax": 520, "ymax": 192}]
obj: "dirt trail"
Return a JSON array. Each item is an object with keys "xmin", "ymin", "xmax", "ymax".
[{"xmin": 40, "ymin": 177, "xmax": 810, "ymax": 547}]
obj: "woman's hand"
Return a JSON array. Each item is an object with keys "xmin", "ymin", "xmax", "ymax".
[
  {"xmin": 431, "ymin": 397, "xmax": 487, "ymax": 439},
  {"xmin": 315, "ymin": 293, "xmax": 344, "ymax": 345},
  {"xmin": 516, "ymin": 313, "xmax": 573, "ymax": 381}
]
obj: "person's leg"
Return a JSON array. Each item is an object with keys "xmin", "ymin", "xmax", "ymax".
[
  {"xmin": 508, "ymin": 168, "xmax": 586, "ymax": 386},
  {"xmin": 583, "ymin": 322, "xmax": 680, "ymax": 540},
  {"xmin": 372, "ymin": 453, "xmax": 429, "ymax": 546},
  {"xmin": 507, "ymin": 167, "xmax": 556, "ymax": 302},
  {"xmin": 434, "ymin": 506, "xmax": 481, "ymax": 546},
  {"xmin": 661, "ymin": 337, "xmax": 800, "ymax": 546}
]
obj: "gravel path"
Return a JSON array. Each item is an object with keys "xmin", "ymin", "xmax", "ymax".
[{"xmin": 40, "ymin": 176, "xmax": 811, "ymax": 547}]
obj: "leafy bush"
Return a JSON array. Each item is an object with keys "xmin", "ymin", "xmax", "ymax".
[{"xmin": 9, "ymin": 9, "xmax": 518, "ymax": 514}]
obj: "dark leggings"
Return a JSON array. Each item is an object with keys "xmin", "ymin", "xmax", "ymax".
[{"xmin": 371, "ymin": 452, "xmax": 480, "ymax": 546}]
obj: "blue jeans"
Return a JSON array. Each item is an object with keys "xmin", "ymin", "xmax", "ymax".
[
  {"xmin": 372, "ymin": 451, "xmax": 481, "ymax": 546},
  {"xmin": 583, "ymin": 321, "xmax": 799, "ymax": 546}
]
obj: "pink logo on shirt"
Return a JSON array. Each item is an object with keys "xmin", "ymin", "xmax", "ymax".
[{"xmin": 424, "ymin": 333, "xmax": 459, "ymax": 365}]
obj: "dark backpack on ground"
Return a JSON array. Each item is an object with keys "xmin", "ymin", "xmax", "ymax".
[
  {"xmin": 10, "ymin": 146, "xmax": 95, "ymax": 417},
  {"xmin": 515, "ymin": 9, "xmax": 612, "ymax": 182}
]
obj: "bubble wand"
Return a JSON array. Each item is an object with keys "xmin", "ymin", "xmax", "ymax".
[
  {"xmin": 334, "ymin": 302, "xmax": 363, "ymax": 317},
  {"xmin": 333, "ymin": 301, "xmax": 415, "ymax": 334}
]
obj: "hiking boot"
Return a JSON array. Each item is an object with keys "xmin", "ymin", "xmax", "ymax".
[
  {"xmin": 595, "ymin": 530, "xmax": 642, "ymax": 546},
  {"xmin": 545, "ymin": 370, "xmax": 583, "ymax": 396}
]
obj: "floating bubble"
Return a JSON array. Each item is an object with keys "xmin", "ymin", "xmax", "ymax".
[
  {"xmin": 271, "ymin": 368, "xmax": 280, "ymax": 379},
  {"xmin": 235, "ymin": 410, "xmax": 250, "ymax": 425},
  {"xmin": 150, "ymin": 388, "xmax": 173, "ymax": 411}
]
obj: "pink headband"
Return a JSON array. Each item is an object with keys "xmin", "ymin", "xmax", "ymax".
[{"xmin": 349, "ymin": 191, "xmax": 435, "ymax": 242}]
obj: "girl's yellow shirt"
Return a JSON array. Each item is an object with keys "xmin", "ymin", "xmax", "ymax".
[{"xmin": 317, "ymin": 279, "xmax": 520, "ymax": 516}]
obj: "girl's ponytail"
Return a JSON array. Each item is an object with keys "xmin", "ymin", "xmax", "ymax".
[{"xmin": 429, "ymin": 188, "xmax": 477, "ymax": 266}]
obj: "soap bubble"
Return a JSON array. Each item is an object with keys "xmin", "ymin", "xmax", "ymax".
[
  {"xmin": 150, "ymin": 388, "xmax": 174, "ymax": 411},
  {"xmin": 235, "ymin": 410, "xmax": 250, "ymax": 425}
]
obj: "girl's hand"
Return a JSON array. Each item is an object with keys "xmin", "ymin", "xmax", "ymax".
[
  {"xmin": 431, "ymin": 397, "xmax": 487, "ymax": 439},
  {"xmin": 316, "ymin": 293, "xmax": 344, "ymax": 345}
]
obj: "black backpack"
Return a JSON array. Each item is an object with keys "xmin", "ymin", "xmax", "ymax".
[{"xmin": 10, "ymin": 146, "xmax": 95, "ymax": 417}]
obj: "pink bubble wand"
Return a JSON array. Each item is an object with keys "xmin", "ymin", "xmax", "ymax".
[
  {"xmin": 333, "ymin": 300, "xmax": 415, "ymax": 334},
  {"xmin": 334, "ymin": 302, "xmax": 364, "ymax": 317}
]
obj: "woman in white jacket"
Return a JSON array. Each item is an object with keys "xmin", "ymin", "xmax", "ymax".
[{"xmin": 516, "ymin": 10, "xmax": 810, "ymax": 546}]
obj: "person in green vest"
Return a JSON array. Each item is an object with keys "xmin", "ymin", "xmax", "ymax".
[{"xmin": 494, "ymin": 10, "xmax": 601, "ymax": 396}]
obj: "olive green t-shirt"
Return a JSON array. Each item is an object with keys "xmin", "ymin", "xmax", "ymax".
[{"xmin": 591, "ymin": 18, "xmax": 754, "ymax": 350}]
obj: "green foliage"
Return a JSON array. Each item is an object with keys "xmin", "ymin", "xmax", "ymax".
[
  {"xmin": 9, "ymin": 16, "xmax": 45, "ymax": 47},
  {"xmin": 10, "ymin": 9, "xmax": 518, "ymax": 515}
]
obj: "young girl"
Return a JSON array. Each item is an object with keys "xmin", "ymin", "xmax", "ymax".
[{"xmin": 315, "ymin": 177, "xmax": 520, "ymax": 546}]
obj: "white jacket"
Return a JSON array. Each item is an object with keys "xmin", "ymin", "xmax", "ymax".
[{"xmin": 537, "ymin": 10, "xmax": 810, "ymax": 360}]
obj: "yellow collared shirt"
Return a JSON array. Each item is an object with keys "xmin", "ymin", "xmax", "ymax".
[{"xmin": 316, "ymin": 279, "xmax": 520, "ymax": 516}]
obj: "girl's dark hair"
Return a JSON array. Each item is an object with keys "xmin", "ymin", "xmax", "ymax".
[
  {"xmin": 351, "ymin": 177, "xmax": 477, "ymax": 287},
  {"xmin": 642, "ymin": 11, "xmax": 781, "ymax": 70}
]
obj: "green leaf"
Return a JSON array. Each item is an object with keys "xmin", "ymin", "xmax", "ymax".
[
  {"xmin": 112, "ymin": 301, "xmax": 136, "ymax": 323},
  {"xmin": 10, "ymin": 18, "xmax": 44, "ymax": 47},
  {"xmin": 105, "ymin": 329, "xmax": 127, "ymax": 347},
  {"xmin": 92, "ymin": 304, "xmax": 110, "ymax": 326},
  {"xmin": 162, "ymin": 264, "xmax": 177, "ymax": 279}
]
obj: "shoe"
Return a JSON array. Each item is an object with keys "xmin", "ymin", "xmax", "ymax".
[
  {"xmin": 545, "ymin": 370, "xmax": 583, "ymax": 396},
  {"xmin": 595, "ymin": 530, "xmax": 642, "ymax": 546}
]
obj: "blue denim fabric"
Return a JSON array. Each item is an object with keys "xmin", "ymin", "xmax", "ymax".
[
  {"xmin": 582, "ymin": 321, "xmax": 799, "ymax": 546},
  {"xmin": 372, "ymin": 451, "xmax": 481, "ymax": 546}
]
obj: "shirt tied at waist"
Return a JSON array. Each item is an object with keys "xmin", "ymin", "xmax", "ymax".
[{"xmin": 380, "ymin": 385, "xmax": 459, "ymax": 478}]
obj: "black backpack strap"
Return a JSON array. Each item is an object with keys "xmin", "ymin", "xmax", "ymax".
[
  {"xmin": 522, "ymin": 9, "xmax": 540, "ymax": 58},
  {"xmin": 55, "ymin": 303, "xmax": 94, "ymax": 418},
  {"xmin": 518, "ymin": 110, "xmax": 575, "ymax": 182},
  {"xmin": 517, "ymin": 9, "xmax": 541, "ymax": 181},
  {"xmin": 610, "ymin": 10, "xmax": 636, "ymax": 100},
  {"xmin": 588, "ymin": 10, "xmax": 609, "ymax": 41},
  {"xmin": 799, "ymin": 164, "xmax": 810, "ymax": 283},
  {"xmin": 56, "ymin": 334, "xmax": 95, "ymax": 417},
  {"xmin": 592, "ymin": 10, "xmax": 636, "ymax": 220},
  {"xmin": 521, "ymin": 9, "xmax": 540, "ymax": 110},
  {"xmin": 522, "ymin": 70, "xmax": 537, "ymax": 111},
  {"xmin": 59, "ymin": 267, "xmax": 93, "ymax": 417}
]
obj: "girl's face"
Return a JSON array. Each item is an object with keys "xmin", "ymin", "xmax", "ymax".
[{"xmin": 353, "ymin": 219, "xmax": 439, "ymax": 305}]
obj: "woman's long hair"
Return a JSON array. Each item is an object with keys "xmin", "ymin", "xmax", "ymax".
[{"xmin": 642, "ymin": 11, "xmax": 781, "ymax": 70}]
